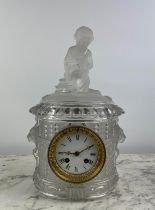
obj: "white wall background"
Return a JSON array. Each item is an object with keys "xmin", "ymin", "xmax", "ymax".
[{"xmin": 0, "ymin": 0, "xmax": 155, "ymax": 155}]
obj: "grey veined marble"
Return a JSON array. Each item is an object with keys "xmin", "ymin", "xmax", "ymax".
[{"xmin": 0, "ymin": 154, "xmax": 155, "ymax": 210}]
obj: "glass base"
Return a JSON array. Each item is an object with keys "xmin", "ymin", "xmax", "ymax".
[{"xmin": 33, "ymin": 171, "xmax": 118, "ymax": 200}]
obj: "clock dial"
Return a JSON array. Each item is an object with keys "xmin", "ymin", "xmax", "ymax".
[
  {"xmin": 56, "ymin": 132, "xmax": 98, "ymax": 174},
  {"xmin": 48, "ymin": 127, "xmax": 106, "ymax": 183}
]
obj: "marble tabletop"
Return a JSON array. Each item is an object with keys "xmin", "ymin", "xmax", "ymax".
[{"xmin": 0, "ymin": 154, "xmax": 155, "ymax": 210}]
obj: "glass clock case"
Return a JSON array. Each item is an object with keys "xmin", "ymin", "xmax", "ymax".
[
  {"xmin": 28, "ymin": 91, "xmax": 125, "ymax": 200},
  {"xmin": 28, "ymin": 26, "xmax": 125, "ymax": 200}
]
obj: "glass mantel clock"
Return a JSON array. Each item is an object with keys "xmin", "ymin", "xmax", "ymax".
[{"xmin": 28, "ymin": 26, "xmax": 126, "ymax": 200}]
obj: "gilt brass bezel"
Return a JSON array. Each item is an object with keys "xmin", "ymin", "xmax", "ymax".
[{"xmin": 48, "ymin": 126, "xmax": 106, "ymax": 183}]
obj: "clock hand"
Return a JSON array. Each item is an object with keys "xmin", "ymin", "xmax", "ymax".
[
  {"xmin": 58, "ymin": 151, "xmax": 75, "ymax": 155},
  {"xmin": 58, "ymin": 144, "xmax": 94, "ymax": 156},
  {"xmin": 78, "ymin": 144, "xmax": 94, "ymax": 154}
]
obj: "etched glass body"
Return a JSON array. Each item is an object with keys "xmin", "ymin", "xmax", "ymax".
[{"xmin": 28, "ymin": 91, "xmax": 125, "ymax": 200}]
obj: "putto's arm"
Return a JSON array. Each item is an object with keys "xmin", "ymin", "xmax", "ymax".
[
  {"xmin": 87, "ymin": 50, "xmax": 93, "ymax": 70},
  {"xmin": 64, "ymin": 47, "xmax": 80, "ymax": 81}
]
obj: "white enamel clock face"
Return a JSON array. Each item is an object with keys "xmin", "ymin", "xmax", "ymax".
[
  {"xmin": 56, "ymin": 131, "xmax": 98, "ymax": 174},
  {"xmin": 48, "ymin": 127, "xmax": 106, "ymax": 183}
]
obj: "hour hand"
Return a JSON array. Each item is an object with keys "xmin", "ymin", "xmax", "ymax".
[{"xmin": 58, "ymin": 151, "xmax": 73, "ymax": 155}]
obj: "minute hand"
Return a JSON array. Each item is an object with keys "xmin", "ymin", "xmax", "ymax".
[{"xmin": 79, "ymin": 144, "xmax": 94, "ymax": 154}]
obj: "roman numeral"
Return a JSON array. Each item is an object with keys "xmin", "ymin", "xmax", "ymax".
[
  {"xmin": 88, "ymin": 159, "xmax": 93, "ymax": 165},
  {"xmin": 90, "ymin": 153, "xmax": 96, "ymax": 156},
  {"xmin": 67, "ymin": 136, "xmax": 72, "ymax": 142},
  {"xmin": 83, "ymin": 165, "xmax": 86, "ymax": 170},
  {"xmin": 59, "ymin": 158, "xmax": 65, "ymax": 164},
  {"xmin": 66, "ymin": 164, "xmax": 70, "ymax": 170},
  {"xmin": 76, "ymin": 134, "xmax": 79, "ymax": 140},
  {"xmin": 84, "ymin": 137, "xmax": 87, "ymax": 143},
  {"xmin": 75, "ymin": 166, "xmax": 78, "ymax": 172}
]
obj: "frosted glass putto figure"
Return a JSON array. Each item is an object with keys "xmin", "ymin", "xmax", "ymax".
[{"xmin": 56, "ymin": 26, "xmax": 94, "ymax": 92}]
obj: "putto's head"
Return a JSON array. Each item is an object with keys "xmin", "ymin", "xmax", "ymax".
[{"xmin": 74, "ymin": 26, "xmax": 94, "ymax": 47}]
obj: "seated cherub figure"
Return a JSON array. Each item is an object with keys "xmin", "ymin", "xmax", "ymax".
[{"xmin": 64, "ymin": 26, "xmax": 94, "ymax": 92}]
